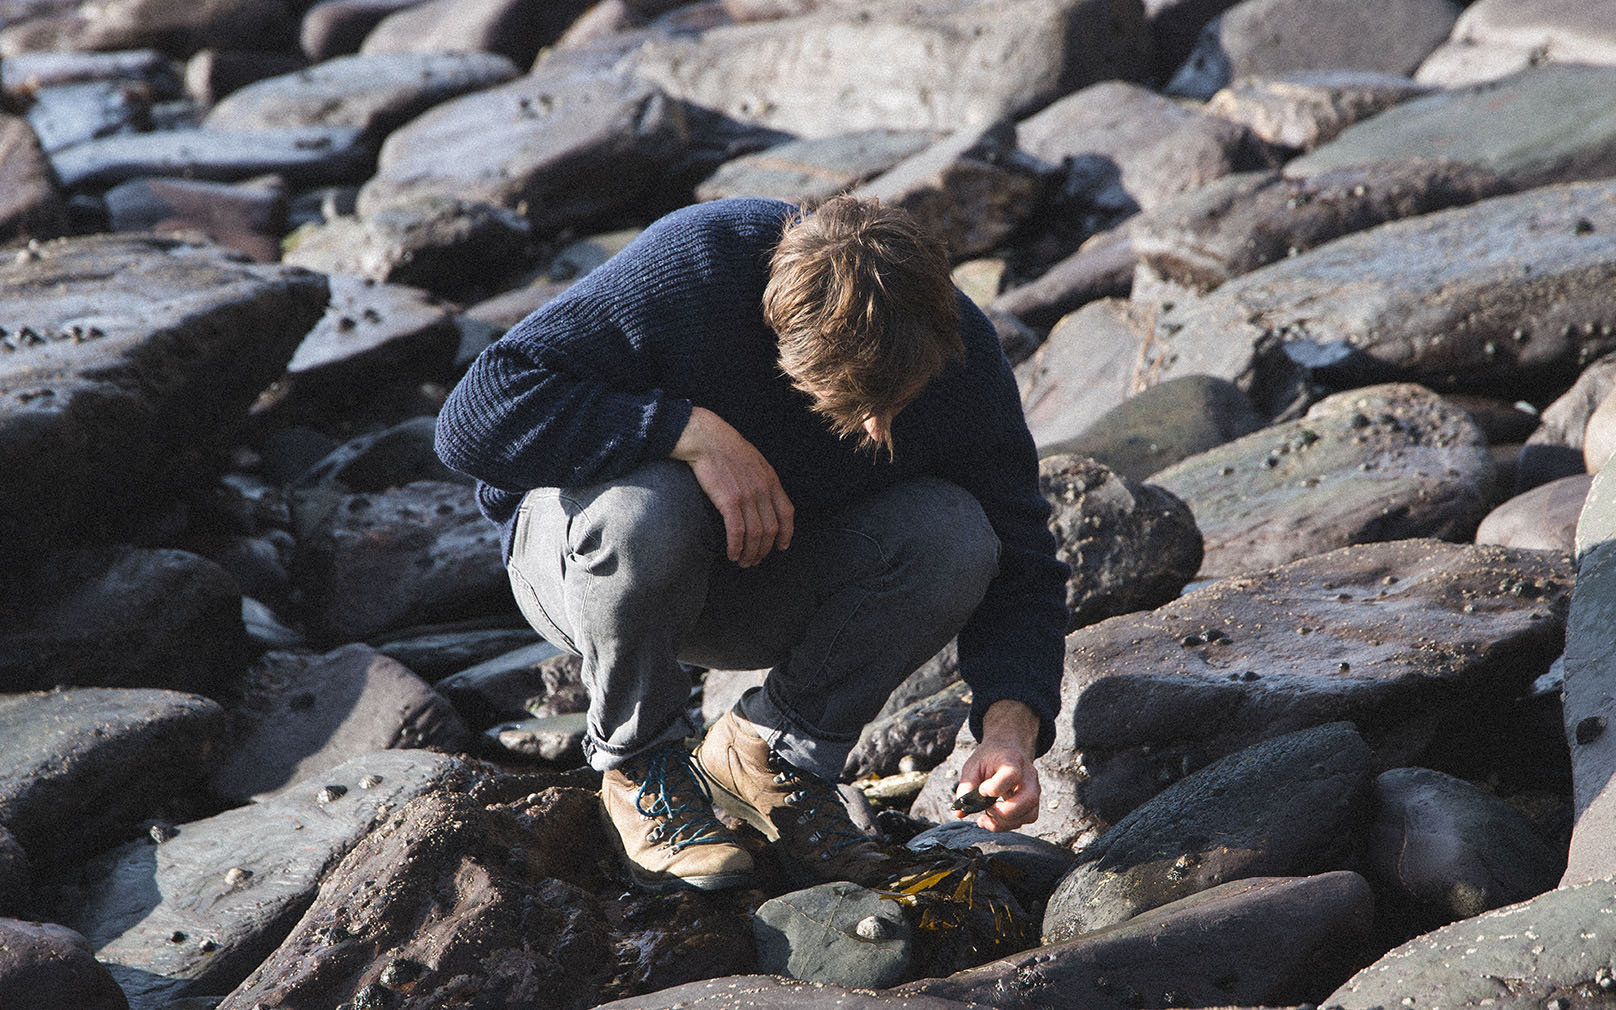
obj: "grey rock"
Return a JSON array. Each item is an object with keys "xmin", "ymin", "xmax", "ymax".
[
  {"xmin": 220, "ymin": 770, "xmax": 756, "ymax": 1010},
  {"xmin": 357, "ymin": 67, "xmax": 687, "ymax": 237},
  {"xmin": 1039, "ymin": 374, "xmax": 1262, "ymax": 483},
  {"xmin": 0, "ymin": 688, "xmax": 224, "ymax": 875},
  {"xmin": 1143, "ymin": 179, "xmax": 1616, "ymax": 414},
  {"xmin": 1288, "ymin": 64, "xmax": 1616, "ymax": 191},
  {"xmin": 1044, "ymin": 722, "xmax": 1373, "ymax": 942},
  {"xmin": 280, "ymin": 275, "xmax": 460, "ymax": 392},
  {"xmin": 461, "ymin": 276, "xmax": 573, "ymax": 332},
  {"xmin": 62, "ymin": 750, "xmax": 462, "ymax": 1009},
  {"xmin": 1415, "ymin": 0, "xmax": 1616, "ymax": 88},
  {"xmin": 291, "ymin": 415, "xmax": 464, "ymax": 493},
  {"xmin": 0, "ymin": 48, "xmax": 181, "ymax": 102},
  {"xmin": 181, "ymin": 48, "xmax": 307, "ymax": 108},
  {"xmin": 0, "ymin": 0, "xmax": 296, "ymax": 58},
  {"xmin": 876, "ymin": 641, "xmax": 960, "ymax": 721},
  {"xmin": 298, "ymin": 0, "xmax": 425, "ymax": 61},
  {"xmin": 359, "ymin": 0, "xmax": 595, "ymax": 67},
  {"xmin": 844, "ymin": 680, "xmax": 969, "ymax": 780},
  {"xmin": 50, "ymin": 124, "xmax": 372, "ymax": 190},
  {"xmin": 0, "ymin": 546, "xmax": 248, "ymax": 695},
  {"xmin": 291, "ymin": 479, "xmax": 509, "ymax": 643},
  {"xmin": 1017, "ymin": 79, "xmax": 1261, "ymax": 226},
  {"xmin": 1561, "ymin": 465, "xmax": 1616, "ymax": 887},
  {"xmin": 754, "ymin": 881, "xmax": 913, "ymax": 988},
  {"xmin": 591, "ymin": 976, "xmax": 980, "ymax": 1009},
  {"xmin": 485, "ymin": 712, "xmax": 587, "ymax": 762},
  {"xmin": 854, "ymin": 120, "xmax": 1051, "ymax": 259},
  {"xmin": 1165, "ymin": 0, "xmax": 1460, "ymax": 100},
  {"xmin": 1149, "ymin": 383, "xmax": 1495, "ymax": 579},
  {"xmin": 1518, "ymin": 352, "xmax": 1616, "ymax": 493},
  {"xmin": 627, "ymin": 0, "xmax": 1150, "ymax": 138},
  {"xmin": 371, "ymin": 622, "xmax": 543, "ymax": 682},
  {"xmin": 435, "ymin": 640, "xmax": 575, "ymax": 727},
  {"xmin": 913, "ymin": 539, "xmax": 1570, "ymax": 849},
  {"xmin": 103, "ymin": 176, "xmax": 287, "ymax": 262},
  {"xmin": 283, "ymin": 196, "xmax": 532, "ymax": 299},
  {"xmin": 0, "ymin": 830, "xmax": 27, "ymax": 914},
  {"xmin": 0, "ymin": 234, "xmax": 327, "ymax": 565},
  {"xmin": 1368, "ymin": 766, "xmax": 1564, "ymax": 928},
  {"xmin": 0, "ymin": 919, "xmax": 127, "ymax": 1010},
  {"xmin": 1130, "ymin": 160, "xmax": 1511, "ymax": 294},
  {"xmin": 1326, "ymin": 872, "xmax": 1616, "ymax": 1010},
  {"xmin": 700, "ymin": 667, "xmax": 769, "ymax": 726},
  {"xmin": 1143, "ymin": 0, "xmax": 1245, "ymax": 84},
  {"xmin": 1585, "ymin": 385, "xmax": 1616, "ymax": 473},
  {"xmin": 992, "ymin": 227, "xmax": 1135, "ymax": 331},
  {"xmin": 1016, "ymin": 297, "xmax": 1161, "ymax": 450},
  {"xmin": 1474, "ymin": 474, "xmax": 1592, "ymax": 555},
  {"xmin": 1039, "ymin": 454, "xmax": 1202, "ymax": 629},
  {"xmin": 0, "ymin": 114, "xmax": 68, "ymax": 242},
  {"xmin": 203, "ymin": 51, "xmax": 518, "ymax": 141},
  {"xmin": 905, "ymin": 871, "xmax": 1377, "ymax": 1009},
  {"xmin": 1204, "ymin": 70, "xmax": 1438, "ymax": 152},
  {"xmin": 25, "ymin": 78, "xmax": 155, "ymax": 153},
  {"xmin": 207, "ymin": 645, "xmax": 469, "ymax": 803},
  {"xmin": 697, "ymin": 128, "xmax": 943, "ymax": 205}
]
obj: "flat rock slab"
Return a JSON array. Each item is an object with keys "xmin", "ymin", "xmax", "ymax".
[
  {"xmin": 0, "ymin": 234, "xmax": 327, "ymax": 562},
  {"xmin": 696, "ymin": 128, "xmax": 943, "ymax": 204},
  {"xmin": 62, "ymin": 750, "xmax": 462, "ymax": 1009},
  {"xmin": 1043, "ymin": 722, "xmax": 1374, "ymax": 942},
  {"xmin": 1017, "ymin": 297, "xmax": 1161, "ymax": 450},
  {"xmin": 913, "ymin": 538, "xmax": 1571, "ymax": 848},
  {"xmin": 357, "ymin": 68, "xmax": 687, "ymax": 237},
  {"xmin": 203, "ymin": 51, "xmax": 519, "ymax": 138},
  {"xmin": 208, "ymin": 644, "xmax": 469, "ymax": 803},
  {"xmin": 1149, "ymin": 383, "xmax": 1495, "ymax": 578},
  {"xmin": 283, "ymin": 274, "xmax": 459, "ymax": 384},
  {"xmin": 1164, "ymin": 0, "xmax": 1460, "ymax": 100},
  {"xmin": 1289, "ymin": 64, "xmax": 1616, "ymax": 190},
  {"xmin": 1416, "ymin": 0, "xmax": 1616, "ymax": 87},
  {"xmin": 50, "ymin": 124, "xmax": 373, "ymax": 190},
  {"xmin": 1560, "ymin": 462, "xmax": 1616, "ymax": 886},
  {"xmin": 905, "ymin": 872, "xmax": 1376, "ymax": 1009},
  {"xmin": 1017, "ymin": 78, "xmax": 1255, "ymax": 220},
  {"xmin": 1147, "ymin": 178, "xmax": 1616, "ymax": 412},
  {"xmin": 282, "ymin": 196, "xmax": 532, "ymax": 300},
  {"xmin": 291, "ymin": 479, "xmax": 509, "ymax": 643},
  {"xmin": 627, "ymin": 0, "xmax": 1148, "ymax": 137},
  {"xmin": 1204, "ymin": 70, "xmax": 1438, "ymax": 152},
  {"xmin": 1327, "ymin": 872, "xmax": 1616, "ymax": 1010},
  {"xmin": 1474, "ymin": 473, "xmax": 1593, "ymax": 555},
  {"xmin": 0, "ymin": 688, "xmax": 224, "ymax": 874},
  {"xmin": 1039, "ymin": 454, "xmax": 1202, "ymax": 630},
  {"xmin": 1131, "ymin": 160, "xmax": 1510, "ymax": 293},
  {"xmin": 1039, "ymin": 374, "xmax": 1262, "ymax": 483}
]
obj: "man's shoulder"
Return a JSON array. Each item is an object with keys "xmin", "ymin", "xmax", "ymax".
[{"xmin": 649, "ymin": 197, "xmax": 797, "ymax": 247}]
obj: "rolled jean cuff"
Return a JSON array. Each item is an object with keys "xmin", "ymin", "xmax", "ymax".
[{"xmin": 733, "ymin": 686, "xmax": 853, "ymax": 781}]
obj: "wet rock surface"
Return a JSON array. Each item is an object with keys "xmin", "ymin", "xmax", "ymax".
[{"xmin": 0, "ymin": 0, "xmax": 1613, "ymax": 1006}]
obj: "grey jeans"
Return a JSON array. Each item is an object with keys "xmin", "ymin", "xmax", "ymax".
[{"xmin": 506, "ymin": 460, "xmax": 999, "ymax": 778}]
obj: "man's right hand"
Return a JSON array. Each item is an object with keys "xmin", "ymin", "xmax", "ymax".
[{"xmin": 671, "ymin": 406, "xmax": 794, "ymax": 568}]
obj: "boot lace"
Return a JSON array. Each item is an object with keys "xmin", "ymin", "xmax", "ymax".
[
  {"xmin": 768, "ymin": 752, "xmax": 879, "ymax": 863},
  {"xmin": 630, "ymin": 746, "xmax": 734, "ymax": 853}
]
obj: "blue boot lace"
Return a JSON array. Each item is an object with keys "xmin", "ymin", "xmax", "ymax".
[{"xmin": 631, "ymin": 747, "xmax": 735, "ymax": 852}]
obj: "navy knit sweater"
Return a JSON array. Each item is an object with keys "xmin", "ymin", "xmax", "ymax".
[{"xmin": 435, "ymin": 197, "xmax": 1069, "ymax": 755}]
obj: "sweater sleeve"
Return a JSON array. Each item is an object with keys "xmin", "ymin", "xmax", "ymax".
[
  {"xmin": 930, "ymin": 300, "xmax": 1069, "ymax": 757},
  {"xmin": 434, "ymin": 301, "xmax": 694, "ymax": 493}
]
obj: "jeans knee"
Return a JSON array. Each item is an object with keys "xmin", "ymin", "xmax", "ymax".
[
  {"xmin": 572, "ymin": 461, "xmax": 718, "ymax": 588},
  {"xmin": 895, "ymin": 481, "xmax": 999, "ymax": 608}
]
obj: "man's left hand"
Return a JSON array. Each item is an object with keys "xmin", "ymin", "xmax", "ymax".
[{"xmin": 953, "ymin": 699, "xmax": 1041, "ymax": 831}]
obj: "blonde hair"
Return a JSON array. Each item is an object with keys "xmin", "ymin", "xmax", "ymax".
[{"xmin": 764, "ymin": 196, "xmax": 963, "ymax": 449}]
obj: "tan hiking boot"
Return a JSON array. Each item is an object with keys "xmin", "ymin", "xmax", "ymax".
[
  {"xmin": 600, "ymin": 744, "xmax": 754, "ymax": 892},
  {"xmin": 695, "ymin": 709, "xmax": 896, "ymax": 889}
]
